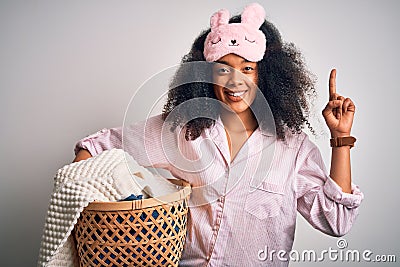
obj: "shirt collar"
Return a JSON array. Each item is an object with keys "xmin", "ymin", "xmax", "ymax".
[{"xmin": 207, "ymin": 116, "xmax": 276, "ymax": 165}]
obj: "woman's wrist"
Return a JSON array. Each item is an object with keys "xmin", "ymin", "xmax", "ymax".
[{"xmin": 330, "ymin": 131, "xmax": 351, "ymax": 138}]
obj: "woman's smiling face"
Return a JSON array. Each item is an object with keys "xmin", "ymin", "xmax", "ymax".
[{"xmin": 212, "ymin": 53, "xmax": 258, "ymax": 115}]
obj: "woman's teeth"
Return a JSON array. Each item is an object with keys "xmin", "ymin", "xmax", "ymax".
[{"xmin": 227, "ymin": 91, "xmax": 246, "ymax": 97}]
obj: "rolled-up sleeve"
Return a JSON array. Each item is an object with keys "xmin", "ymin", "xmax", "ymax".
[
  {"xmin": 74, "ymin": 127, "xmax": 122, "ymax": 156},
  {"xmin": 74, "ymin": 115, "xmax": 173, "ymax": 171},
  {"xmin": 323, "ymin": 176, "xmax": 363, "ymax": 209},
  {"xmin": 295, "ymin": 135, "xmax": 364, "ymax": 237}
]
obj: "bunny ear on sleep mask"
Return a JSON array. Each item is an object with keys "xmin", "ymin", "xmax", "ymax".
[{"xmin": 204, "ymin": 3, "xmax": 266, "ymax": 62}]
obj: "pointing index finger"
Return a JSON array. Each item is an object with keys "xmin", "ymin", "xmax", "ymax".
[{"xmin": 329, "ymin": 69, "xmax": 337, "ymax": 100}]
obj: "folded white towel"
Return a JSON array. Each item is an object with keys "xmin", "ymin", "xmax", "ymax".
[
  {"xmin": 37, "ymin": 148, "xmax": 178, "ymax": 267},
  {"xmin": 113, "ymin": 154, "xmax": 179, "ymax": 199}
]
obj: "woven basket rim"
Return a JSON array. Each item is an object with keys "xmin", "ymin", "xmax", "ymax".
[{"xmin": 85, "ymin": 179, "xmax": 191, "ymax": 211}]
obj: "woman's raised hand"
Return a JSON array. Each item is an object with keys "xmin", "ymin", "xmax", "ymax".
[{"xmin": 322, "ymin": 69, "xmax": 355, "ymax": 137}]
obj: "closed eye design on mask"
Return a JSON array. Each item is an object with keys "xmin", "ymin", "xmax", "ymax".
[
  {"xmin": 211, "ymin": 37, "xmax": 222, "ymax": 45},
  {"xmin": 245, "ymin": 36, "xmax": 256, "ymax": 43}
]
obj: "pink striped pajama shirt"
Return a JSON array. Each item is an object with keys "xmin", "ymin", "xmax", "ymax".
[{"xmin": 75, "ymin": 114, "xmax": 363, "ymax": 266}]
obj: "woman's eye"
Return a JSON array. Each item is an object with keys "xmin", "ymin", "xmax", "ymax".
[
  {"xmin": 217, "ymin": 68, "xmax": 230, "ymax": 74},
  {"xmin": 244, "ymin": 66, "xmax": 254, "ymax": 72}
]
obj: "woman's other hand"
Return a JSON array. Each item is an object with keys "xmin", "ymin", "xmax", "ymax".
[{"xmin": 73, "ymin": 149, "xmax": 92, "ymax": 162}]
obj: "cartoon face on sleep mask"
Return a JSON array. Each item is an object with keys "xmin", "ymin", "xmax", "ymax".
[{"xmin": 203, "ymin": 3, "xmax": 267, "ymax": 62}]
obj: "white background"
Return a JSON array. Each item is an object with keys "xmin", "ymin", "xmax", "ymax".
[{"xmin": 0, "ymin": 1, "xmax": 399, "ymax": 266}]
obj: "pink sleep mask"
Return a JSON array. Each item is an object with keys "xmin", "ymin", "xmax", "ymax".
[{"xmin": 204, "ymin": 3, "xmax": 266, "ymax": 62}]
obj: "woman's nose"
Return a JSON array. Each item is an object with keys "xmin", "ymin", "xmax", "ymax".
[{"xmin": 227, "ymin": 69, "xmax": 244, "ymax": 87}]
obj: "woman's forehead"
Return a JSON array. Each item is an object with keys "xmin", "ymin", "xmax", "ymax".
[{"xmin": 215, "ymin": 54, "xmax": 257, "ymax": 66}]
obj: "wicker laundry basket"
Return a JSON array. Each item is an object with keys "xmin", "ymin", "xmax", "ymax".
[{"xmin": 73, "ymin": 179, "xmax": 191, "ymax": 267}]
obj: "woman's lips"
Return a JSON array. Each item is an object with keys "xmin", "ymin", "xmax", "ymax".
[{"xmin": 224, "ymin": 90, "xmax": 248, "ymax": 102}]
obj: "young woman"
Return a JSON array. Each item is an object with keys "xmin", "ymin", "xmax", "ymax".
[{"xmin": 74, "ymin": 3, "xmax": 363, "ymax": 266}]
